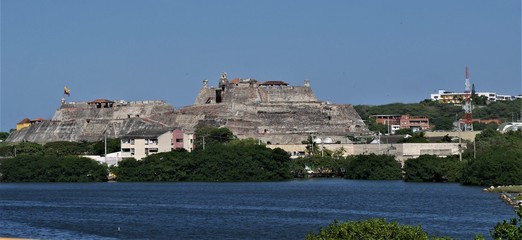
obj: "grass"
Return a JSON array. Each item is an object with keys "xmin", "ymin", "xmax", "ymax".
[{"xmin": 487, "ymin": 185, "xmax": 522, "ymax": 193}]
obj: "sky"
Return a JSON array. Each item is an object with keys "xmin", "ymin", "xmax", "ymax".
[{"xmin": 1, "ymin": 0, "xmax": 520, "ymax": 131}]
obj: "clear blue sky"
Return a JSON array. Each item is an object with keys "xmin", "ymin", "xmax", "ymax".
[{"xmin": 1, "ymin": 0, "xmax": 520, "ymax": 131}]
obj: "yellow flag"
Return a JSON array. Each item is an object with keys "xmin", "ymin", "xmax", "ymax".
[{"xmin": 64, "ymin": 86, "xmax": 71, "ymax": 96}]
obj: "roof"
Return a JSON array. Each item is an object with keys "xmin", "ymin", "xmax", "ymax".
[
  {"xmin": 122, "ymin": 128, "xmax": 172, "ymax": 138},
  {"xmin": 260, "ymin": 81, "xmax": 288, "ymax": 86},
  {"xmin": 88, "ymin": 99, "xmax": 115, "ymax": 103},
  {"xmin": 32, "ymin": 118, "xmax": 45, "ymax": 122},
  {"xmin": 17, "ymin": 118, "xmax": 31, "ymax": 124},
  {"xmin": 230, "ymin": 78, "xmax": 241, "ymax": 84}
]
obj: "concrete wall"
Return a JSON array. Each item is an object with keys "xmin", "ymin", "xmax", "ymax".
[
  {"xmin": 424, "ymin": 131, "xmax": 480, "ymax": 142},
  {"xmin": 268, "ymin": 142, "xmax": 462, "ymax": 164}
]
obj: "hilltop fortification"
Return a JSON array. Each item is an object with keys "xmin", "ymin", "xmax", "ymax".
[
  {"xmin": 151, "ymin": 73, "xmax": 368, "ymax": 144},
  {"xmin": 7, "ymin": 73, "xmax": 368, "ymax": 144},
  {"xmin": 7, "ymin": 100, "xmax": 174, "ymax": 143}
]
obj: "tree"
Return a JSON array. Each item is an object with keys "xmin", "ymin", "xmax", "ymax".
[
  {"xmin": 345, "ymin": 154, "xmax": 402, "ymax": 180},
  {"xmin": 111, "ymin": 139, "xmax": 293, "ymax": 182},
  {"xmin": 460, "ymin": 130, "xmax": 522, "ymax": 186},
  {"xmin": 0, "ymin": 155, "xmax": 107, "ymax": 182},
  {"xmin": 403, "ymin": 155, "xmax": 463, "ymax": 182},
  {"xmin": 492, "ymin": 208, "xmax": 522, "ymax": 240},
  {"xmin": 305, "ymin": 219, "xmax": 443, "ymax": 240},
  {"xmin": 395, "ymin": 128, "xmax": 414, "ymax": 135},
  {"xmin": 92, "ymin": 138, "xmax": 121, "ymax": 155},
  {"xmin": 194, "ymin": 126, "xmax": 235, "ymax": 150},
  {"xmin": 0, "ymin": 132, "xmax": 9, "ymax": 141}
]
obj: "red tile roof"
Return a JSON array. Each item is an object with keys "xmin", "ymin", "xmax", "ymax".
[{"xmin": 17, "ymin": 118, "xmax": 31, "ymax": 124}]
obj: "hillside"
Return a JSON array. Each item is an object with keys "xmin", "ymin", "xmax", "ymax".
[{"xmin": 355, "ymin": 99, "xmax": 522, "ymax": 131}]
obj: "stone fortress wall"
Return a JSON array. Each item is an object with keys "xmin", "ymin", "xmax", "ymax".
[{"xmin": 7, "ymin": 73, "xmax": 369, "ymax": 144}]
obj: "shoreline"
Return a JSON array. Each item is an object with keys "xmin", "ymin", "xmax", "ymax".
[{"xmin": 484, "ymin": 185, "xmax": 522, "ymax": 208}]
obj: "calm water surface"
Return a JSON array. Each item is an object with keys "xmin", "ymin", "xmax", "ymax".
[{"xmin": 0, "ymin": 179, "xmax": 515, "ymax": 239}]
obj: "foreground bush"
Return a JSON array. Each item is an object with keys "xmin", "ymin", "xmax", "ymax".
[
  {"xmin": 492, "ymin": 208, "xmax": 522, "ymax": 240},
  {"xmin": 305, "ymin": 218, "xmax": 443, "ymax": 240}
]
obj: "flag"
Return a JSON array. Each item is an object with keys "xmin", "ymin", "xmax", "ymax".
[{"xmin": 64, "ymin": 86, "xmax": 71, "ymax": 97}]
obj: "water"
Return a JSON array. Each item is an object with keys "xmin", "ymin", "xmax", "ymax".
[{"xmin": 0, "ymin": 179, "xmax": 515, "ymax": 240}]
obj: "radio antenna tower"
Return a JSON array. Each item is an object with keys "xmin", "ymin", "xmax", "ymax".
[{"xmin": 463, "ymin": 65, "xmax": 473, "ymax": 131}]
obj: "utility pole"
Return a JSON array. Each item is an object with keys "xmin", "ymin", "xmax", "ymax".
[
  {"xmin": 458, "ymin": 120, "xmax": 462, "ymax": 161},
  {"xmin": 104, "ymin": 130, "xmax": 107, "ymax": 164}
]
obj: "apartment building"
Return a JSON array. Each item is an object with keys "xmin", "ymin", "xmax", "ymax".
[
  {"xmin": 430, "ymin": 89, "xmax": 519, "ymax": 103},
  {"xmin": 121, "ymin": 128, "xmax": 173, "ymax": 160},
  {"xmin": 370, "ymin": 114, "xmax": 431, "ymax": 133},
  {"xmin": 172, "ymin": 129, "xmax": 195, "ymax": 152}
]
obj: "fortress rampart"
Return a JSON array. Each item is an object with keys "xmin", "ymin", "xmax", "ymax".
[{"xmin": 7, "ymin": 73, "xmax": 369, "ymax": 144}]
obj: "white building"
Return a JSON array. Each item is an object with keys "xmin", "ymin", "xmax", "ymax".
[
  {"xmin": 121, "ymin": 128, "xmax": 173, "ymax": 160},
  {"xmin": 83, "ymin": 152, "xmax": 123, "ymax": 166},
  {"xmin": 497, "ymin": 122, "xmax": 522, "ymax": 133},
  {"xmin": 430, "ymin": 89, "xmax": 517, "ymax": 103}
]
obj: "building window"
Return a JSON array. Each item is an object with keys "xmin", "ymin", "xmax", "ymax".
[
  {"xmin": 176, "ymin": 139, "xmax": 183, "ymax": 143},
  {"xmin": 130, "ymin": 139, "xmax": 135, "ymax": 145},
  {"xmin": 122, "ymin": 148, "xmax": 131, "ymax": 152}
]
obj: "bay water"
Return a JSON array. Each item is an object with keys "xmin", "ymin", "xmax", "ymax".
[{"xmin": 0, "ymin": 179, "xmax": 515, "ymax": 239}]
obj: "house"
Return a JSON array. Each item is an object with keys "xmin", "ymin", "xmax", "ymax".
[
  {"xmin": 16, "ymin": 118, "xmax": 46, "ymax": 131},
  {"xmin": 370, "ymin": 115, "xmax": 431, "ymax": 133},
  {"xmin": 172, "ymin": 129, "xmax": 195, "ymax": 152},
  {"xmin": 430, "ymin": 89, "xmax": 517, "ymax": 103},
  {"xmin": 16, "ymin": 118, "xmax": 31, "ymax": 131},
  {"xmin": 120, "ymin": 128, "xmax": 173, "ymax": 160}
]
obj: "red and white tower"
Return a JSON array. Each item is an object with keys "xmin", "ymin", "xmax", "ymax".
[{"xmin": 463, "ymin": 65, "xmax": 473, "ymax": 131}]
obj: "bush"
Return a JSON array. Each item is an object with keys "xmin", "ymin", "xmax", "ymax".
[
  {"xmin": 0, "ymin": 155, "xmax": 107, "ymax": 182},
  {"xmin": 112, "ymin": 139, "xmax": 293, "ymax": 182},
  {"xmin": 306, "ymin": 219, "xmax": 440, "ymax": 240},
  {"xmin": 345, "ymin": 154, "xmax": 402, "ymax": 180},
  {"xmin": 460, "ymin": 130, "xmax": 522, "ymax": 186},
  {"xmin": 403, "ymin": 155, "xmax": 463, "ymax": 182},
  {"xmin": 491, "ymin": 208, "xmax": 522, "ymax": 240}
]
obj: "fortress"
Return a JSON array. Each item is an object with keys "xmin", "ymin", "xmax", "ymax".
[{"xmin": 7, "ymin": 73, "xmax": 369, "ymax": 144}]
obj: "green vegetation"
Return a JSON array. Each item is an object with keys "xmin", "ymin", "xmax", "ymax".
[
  {"xmin": 0, "ymin": 132, "xmax": 9, "ymax": 141},
  {"xmin": 291, "ymin": 156, "xmax": 351, "ymax": 178},
  {"xmin": 305, "ymin": 218, "xmax": 448, "ymax": 240},
  {"xmin": 0, "ymin": 155, "xmax": 108, "ymax": 182},
  {"xmin": 460, "ymin": 129, "xmax": 522, "ymax": 186},
  {"xmin": 355, "ymin": 99, "xmax": 521, "ymax": 131},
  {"xmin": 487, "ymin": 186, "xmax": 522, "ymax": 193},
  {"xmin": 403, "ymin": 155, "xmax": 463, "ymax": 182},
  {"xmin": 0, "ymin": 139, "xmax": 121, "ymax": 157},
  {"xmin": 111, "ymin": 139, "xmax": 292, "ymax": 182},
  {"xmin": 306, "ymin": 209, "xmax": 522, "ymax": 240},
  {"xmin": 355, "ymin": 102, "xmax": 462, "ymax": 131},
  {"xmin": 194, "ymin": 125, "xmax": 235, "ymax": 150},
  {"xmin": 491, "ymin": 208, "xmax": 522, "ymax": 240},
  {"xmin": 345, "ymin": 154, "xmax": 402, "ymax": 180}
]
